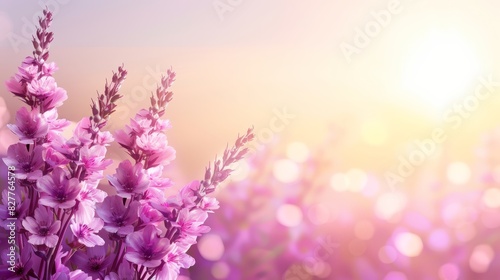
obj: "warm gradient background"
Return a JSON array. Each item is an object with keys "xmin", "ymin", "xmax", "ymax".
[{"xmin": 2, "ymin": 1, "xmax": 500, "ymax": 279}]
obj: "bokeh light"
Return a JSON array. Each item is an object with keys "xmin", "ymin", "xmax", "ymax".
[
  {"xmin": 469, "ymin": 244, "xmax": 494, "ymax": 273},
  {"xmin": 375, "ymin": 192, "xmax": 407, "ymax": 221},
  {"xmin": 286, "ymin": 142, "xmax": 310, "ymax": 163},
  {"xmin": 211, "ymin": 261, "xmax": 230, "ymax": 279},
  {"xmin": 273, "ymin": 159, "xmax": 300, "ymax": 183},
  {"xmin": 446, "ymin": 162, "xmax": 471, "ymax": 185},
  {"xmin": 276, "ymin": 204, "xmax": 303, "ymax": 227},
  {"xmin": 394, "ymin": 232, "xmax": 423, "ymax": 257},
  {"xmin": 198, "ymin": 234, "xmax": 225, "ymax": 261},
  {"xmin": 438, "ymin": 263, "xmax": 460, "ymax": 280}
]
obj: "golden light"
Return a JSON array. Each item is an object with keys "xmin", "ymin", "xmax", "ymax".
[
  {"xmin": 361, "ymin": 120, "xmax": 388, "ymax": 147},
  {"xmin": 401, "ymin": 29, "xmax": 481, "ymax": 111}
]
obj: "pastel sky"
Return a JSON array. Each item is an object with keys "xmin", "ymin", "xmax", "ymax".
[{"xmin": 1, "ymin": 0, "xmax": 500, "ymax": 179}]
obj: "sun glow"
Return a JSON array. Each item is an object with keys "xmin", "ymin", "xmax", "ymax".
[{"xmin": 401, "ymin": 30, "xmax": 481, "ymax": 111}]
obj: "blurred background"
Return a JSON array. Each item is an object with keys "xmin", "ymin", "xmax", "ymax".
[{"xmin": 2, "ymin": 0, "xmax": 500, "ymax": 279}]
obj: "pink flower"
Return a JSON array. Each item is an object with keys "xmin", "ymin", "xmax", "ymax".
[
  {"xmin": 130, "ymin": 110, "xmax": 153, "ymax": 135},
  {"xmin": 80, "ymin": 145, "xmax": 112, "ymax": 176},
  {"xmin": 156, "ymin": 246, "xmax": 195, "ymax": 280},
  {"xmin": 27, "ymin": 76, "xmax": 57, "ymax": 96},
  {"xmin": 115, "ymin": 127, "xmax": 135, "ymax": 149},
  {"xmin": 147, "ymin": 146, "xmax": 176, "ymax": 168},
  {"xmin": 108, "ymin": 160, "xmax": 150, "ymax": 198},
  {"xmin": 22, "ymin": 206, "xmax": 61, "ymax": 247},
  {"xmin": 43, "ymin": 146, "xmax": 70, "ymax": 167},
  {"xmin": 136, "ymin": 132, "xmax": 168, "ymax": 152},
  {"xmin": 5, "ymin": 76, "xmax": 25, "ymax": 96},
  {"xmin": 124, "ymin": 225, "xmax": 171, "ymax": 268},
  {"xmin": 146, "ymin": 165, "xmax": 172, "ymax": 189},
  {"xmin": 70, "ymin": 216, "xmax": 105, "ymax": 247},
  {"xmin": 37, "ymin": 167, "xmax": 81, "ymax": 209},
  {"xmin": 41, "ymin": 86, "xmax": 67, "ymax": 110},
  {"xmin": 7, "ymin": 107, "xmax": 49, "ymax": 144},
  {"xmin": 175, "ymin": 208, "xmax": 210, "ymax": 238},
  {"xmin": 96, "ymin": 131, "xmax": 114, "ymax": 146},
  {"xmin": 3, "ymin": 143, "xmax": 44, "ymax": 180},
  {"xmin": 199, "ymin": 196, "xmax": 220, "ymax": 213},
  {"xmin": 139, "ymin": 203, "xmax": 164, "ymax": 224},
  {"xmin": 75, "ymin": 182, "xmax": 107, "ymax": 223},
  {"xmin": 67, "ymin": 117, "xmax": 93, "ymax": 147},
  {"xmin": 44, "ymin": 109, "xmax": 70, "ymax": 131},
  {"xmin": 96, "ymin": 196, "xmax": 138, "ymax": 235}
]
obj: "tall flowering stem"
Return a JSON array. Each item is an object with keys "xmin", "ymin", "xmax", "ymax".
[{"xmin": 1, "ymin": 7, "xmax": 253, "ymax": 280}]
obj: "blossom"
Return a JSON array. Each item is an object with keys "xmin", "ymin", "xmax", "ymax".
[
  {"xmin": 27, "ymin": 76, "xmax": 58, "ymax": 97},
  {"xmin": 136, "ymin": 132, "xmax": 169, "ymax": 152},
  {"xmin": 7, "ymin": 106, "xmax": 49, "ymax": 144},
  {"xmin": 175, "ymin": 208, "xmax": 210, "ymax": 238},
  {"xmin": 75, "ymin": 181, "xmax": 107, "ymax": 223},
  {"xmin": 146, "ymin": 165, "xmax": 172, "ymax": 189},
  {"xmin": 80, "ymin": 145, "xmax": 112, "ymax": 174},
  {"xmin": 44, "ymin": 108, "xmax": 70, "ymax": 131},
  {"xmin": 3, "ymin": 143, "xmax": 44, "ymax": 180},
  {"xmin": 124, "ymin": 225, "xmax": 171, "ymax": 268},
  {"xmin": 22, "ymin": 206, "xmax": 61, "ymax": 247},
  {"xmin": 108, "ymin": 160, "xmax": 150, "ymax": 198},
  {"xmin": 67, "ymin": 117, "xmax": 93, "ymax": 147},
  {"xmin": 96, "ymin": 196, "xmax": 138, "ymax": 235},
  {"xmin": 156, "ymin": 246, "xmax": 195, "ymax": 280},
  {"xmin": 103, "ymin": 261, "xmax": 135, "ymax": 280},
  {"xmin": 71, "ymin": 245, "xmax": 112, "ymax": 279},
  {"xmin": 139, "ymin": 203, "xmax": 164, "ymax": 224},
  {"xmin": 70, "ymin": 217, "xmax": 105, "ymax": 247},
  {"xmin": 0, "ymin": 245, "xmax": 33, "ymax": 279},
  {"xmin": 0, "ymin": 189, "xmax": 29, "ymax": 230},
  {"xmin": 37, "ymin": 167, "xmax": 81, "ymax": 209}
]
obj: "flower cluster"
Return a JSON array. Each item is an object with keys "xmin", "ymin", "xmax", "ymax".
[{"xmin": 0, "ymin": 9, "xmax": 253, "ymax": 280}]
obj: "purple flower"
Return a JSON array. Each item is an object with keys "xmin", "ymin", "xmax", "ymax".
[
  {"xmin": 108, "ymin": 160, "xmax": 149, "ymax": 198},
  {"xmin": 0, "ymin": 189, "xmax": 29, "ymax": 230},
  {"xmin": 96, "ymin": 196, "xmax": 138, "ymax": 235},
  {"xmin": 0, "ymin": 245, "xmax": 33, "ymax": 279},
  {"xmin": 7, "ymin": 107, "xmax": 49, "ymax": 144},
  {"xmin": 22, "ymin": 206, "xmax": 61, "ymax": 247},
  {"xmin": 3, "ymin": 143, "xmax": 43, "ymax": 180},
  {"xmin": 104, "ymin": 261, "xmax": 135, "ymax": 280},
  {"xmin": 71, "ymin": 245, "xmax": 112, "ymax": 279},
  {"xmin": 70, "ymin": 216, "xmax": 105, "ymax": 247},
  {"xmin": 37, "ymin": 167, "xmax": 81, "ymax": 209},
  {"xmin": 124, "ymin": 225, "xmax": 171, "ymax": 268}
]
